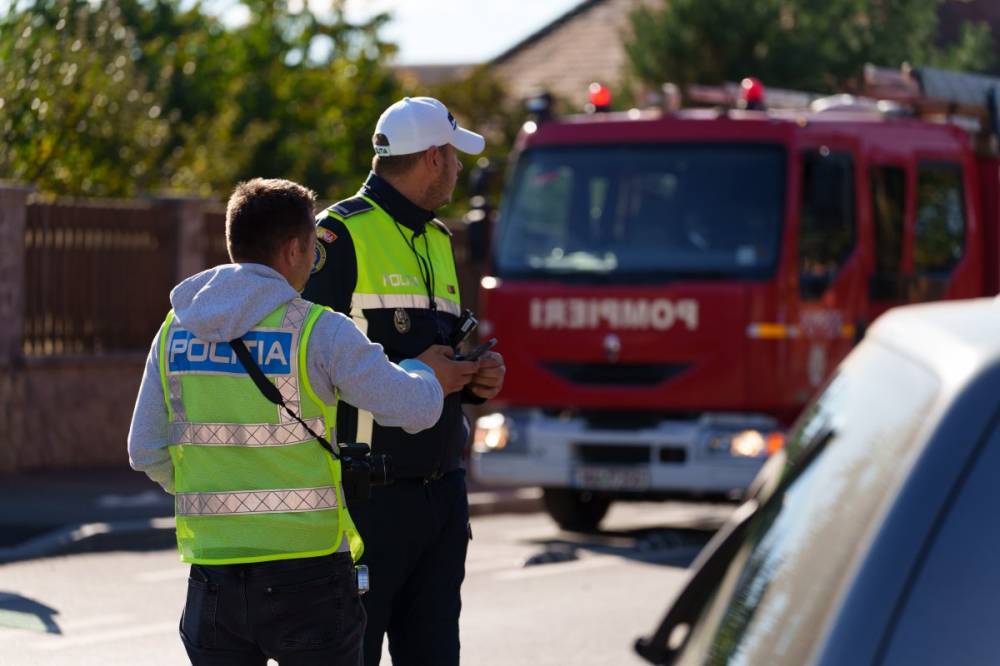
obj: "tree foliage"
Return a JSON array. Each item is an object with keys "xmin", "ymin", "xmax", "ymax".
[
  {"xmin": 0, "ymin": 0, "xmax": 168, "ymax": 195},
  {"xmin": 421, "ymin": 65, "xmax": 528, "ymax": 211},
  {"xmin": 0, "ymin": 0, "xmax": 405, "ymax": 198},
  {"xmin": 625, "ymin": 0, "xmax": 996, "ymax": 93}
]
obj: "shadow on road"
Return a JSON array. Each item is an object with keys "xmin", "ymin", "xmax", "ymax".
[
  {"xmin": 524, "ymin": 520, "xmax": 725, "ymax": 569},
  {"xmin": 0, "ymin": 592, "xmax": 61, "ymax": 635}
]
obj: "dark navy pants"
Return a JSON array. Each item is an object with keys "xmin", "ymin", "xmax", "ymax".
[
  {"xmin": 180, "ymin": 551, "xmax": 365, "ymax": 665},
  {"xmin": 350, "ymin": 469, "xmax": 470, "ymax": 666}
]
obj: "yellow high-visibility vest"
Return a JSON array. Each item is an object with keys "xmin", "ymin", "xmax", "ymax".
[{"xmin": 157, "ymin": 298, "xmax": 362, "ymax": 565}]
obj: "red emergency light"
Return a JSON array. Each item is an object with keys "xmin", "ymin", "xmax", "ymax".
[
  {"xmin": 588, "ymin": 82, "xmax": 612, "ymax": 112},
  {"xmin": 740, "ymin": 77, "xmax": 766, "ymax": 110}
]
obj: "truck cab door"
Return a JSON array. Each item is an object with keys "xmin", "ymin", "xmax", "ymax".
[
  {"xmin": 867, "ymin": 164, "xmax": 909, "ymax": 322},
  {"xmin": 904, "ymin": 160, "xmax": 979, "ymax": 302},
  {"xmin": 792, "ymin": 145, "xmax": 864, "ymax": 400}
]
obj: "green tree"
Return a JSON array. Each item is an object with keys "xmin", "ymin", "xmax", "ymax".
[
  {"xmin": 0, "ymin": 0, "xmax": 168, "ymax": 196},
  {"xmin": 176, "ymin": 0, "xmax": 402, "ymax": 197},
  {"xmin": 0, "ymin": 0, "xmax": 404, "ymax": 198},
  {"xmin": 116, "ymin": 0, "xmax": 403, "ymax": 198},
  {"xmin": 625, "ymin": 0, "xmax": 995, "ymax": 93},
  {"xmin": 422, "ymin": 65, "xmax": 527, "ymax": 210}
]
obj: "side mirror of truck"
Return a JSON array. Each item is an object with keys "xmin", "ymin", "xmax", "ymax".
[
  {"xmin": 464, "ymin": 204, "xmax": 492, "ymax": 264},
  {"xmin": 465, "ymin": 162, "xmax": 497, "ymax": 263}
]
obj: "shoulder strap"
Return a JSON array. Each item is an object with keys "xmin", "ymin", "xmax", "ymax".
[
  {"xmin": 230, "ymin": 337, "xmax": 339, "ymax": 459},
  {"xmin": 330, "ymin": 197, "xmax": 374, "ymax": 220}
]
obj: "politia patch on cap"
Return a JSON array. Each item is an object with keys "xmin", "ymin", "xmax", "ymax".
[
  {"xmin": 311, "ymin": 240, "xmax": 327, "ymax": 274},
  {"xmin": 317, "ymin": 227, "xmax": 337, "ymax": 243},
  {"xmin": 393, "ymin": 308, "xmax": 410, "ymax": 334},
  {"xmin": 374, "ymin": 132, "xmax": 391, "ymax": 156}
]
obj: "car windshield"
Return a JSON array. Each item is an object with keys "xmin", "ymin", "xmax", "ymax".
[
  {"xmin": 494, "ymin": 144, "xmax": 786, "ymax": 282},
  {"xmin": 676, "ymin": 340, "xmax": 940, "ymax": 666}
]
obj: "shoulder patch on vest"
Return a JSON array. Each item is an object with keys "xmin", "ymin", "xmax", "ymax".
[
  {"xmin": 316, "ymin": 226, "xmax": 337, "ymax": 244},
  {"xmin": 330, "ymin": 197, "xmax": 374, "ymax": 219},
  {"xmin": 428, "ymin": 218, "xmax": 453, "ymax": 237}
]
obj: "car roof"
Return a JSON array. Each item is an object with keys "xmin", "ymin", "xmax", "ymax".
[{"xmin": 866, "ymin": 297, "xmax": 1000, "ymax": 391}]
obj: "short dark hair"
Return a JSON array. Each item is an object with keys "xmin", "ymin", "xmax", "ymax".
[
  {"xmin": 225, "ymin": 178, "xmax": 316, "ymax": 264},
  {"xmin": 372, "ymin": 144, "xmax": 452, "ymax": 178},
  {"xmin": 372, "ymin": 151, "xmax": 425, "ymax": 178}
]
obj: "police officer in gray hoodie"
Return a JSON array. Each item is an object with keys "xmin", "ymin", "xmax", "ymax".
[{"xmin": 128, "ymin": 178, "xmax": 478, "ymax": 665}]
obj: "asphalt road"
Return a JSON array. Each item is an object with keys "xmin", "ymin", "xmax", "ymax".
[{"xmin": 0, "ymin": 501, "xmax": 733, "ymax": 666}]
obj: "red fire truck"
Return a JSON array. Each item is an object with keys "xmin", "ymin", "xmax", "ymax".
[{"xmin": 468, "ymin": 66, "xmax": 1000, "ymax": 530}]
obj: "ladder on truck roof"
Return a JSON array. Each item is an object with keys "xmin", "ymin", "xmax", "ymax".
[
  {"xmin": 681, "ymin": 65, "xmax": 1000, "ymax": 154},
  {"xmin": 864, "ymin": 65, "xmax": 1000, "ymax": 154}
]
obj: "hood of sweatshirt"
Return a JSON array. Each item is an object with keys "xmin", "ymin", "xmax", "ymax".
[{"xmin": 169, "ymin": 263, "xmax": 298, "ymax": 342}]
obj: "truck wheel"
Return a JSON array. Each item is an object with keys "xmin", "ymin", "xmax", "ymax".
[{"xmin": 542, "ymin": 488, "xmax": 611, "ymax": 532}]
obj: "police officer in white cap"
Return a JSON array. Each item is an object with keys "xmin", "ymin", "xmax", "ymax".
[{"xmin": 303, "ymin": 98, "xmax": 506, "ymax": 665}]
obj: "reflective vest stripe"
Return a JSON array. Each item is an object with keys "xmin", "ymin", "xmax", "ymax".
[
  {"xmin": 275, "ymin": 375, "xmax": 301, "ymax": 426},
  {"xmin": 282, "ymin": 299, "xmax": 311, "ymax": 328},
  {"xmin": 351, "ymin": 292, "xmax": 461, "ymax": 317},
  {"xmin": 169, "ymin": 418, "xmax": 326, "ymax": 447},
  {"xmin": 176, "ymin": 486, "xmax": 338, "ymax": 516},
  {"xmin": 279, "ymin": 300, "xmax": 310, "ymax": 425}
]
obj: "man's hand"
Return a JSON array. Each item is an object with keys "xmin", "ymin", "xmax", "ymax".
[
  {"xmin": 468, "ymin": 350, "xmax": 505, "ymax": 400},
  {"xmin": 416, "ymin": 345, "xmax": 480, "ymax": 395}
]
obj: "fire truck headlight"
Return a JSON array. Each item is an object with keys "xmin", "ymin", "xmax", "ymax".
[
  {"xmin": 730, "ymin": 430, "xmax": 766, "ymax": 457},
  {"xmin": 474, "ymin": 413, "xmax": 510, "ymax": 453},
  {"xmin": 709, "ymin": 430, "xmax": 785, "ymax": 458}
]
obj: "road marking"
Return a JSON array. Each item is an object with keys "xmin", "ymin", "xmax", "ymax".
[
  {"xmin": 135, "ymin": 567, "xmax": 189, "ymax": 583},
  {"xmin": 30, "ymin": 621, "xmax": 177, "ymax": 650},
  {"xmin": 493, "ymin": 556, "xmax": 616, "ymax": 581}
]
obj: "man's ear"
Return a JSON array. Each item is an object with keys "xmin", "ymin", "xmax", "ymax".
[
  {"xmin": 292, "ymin": 233, "xmax": 311, "ymax": 259},
  {"xmin": 278, "ymin": 235, "xmax": 300, "ymax": 265},
  {"xmin": 424, "ymin": 145, "xmax": 443, "ymax": 169}
]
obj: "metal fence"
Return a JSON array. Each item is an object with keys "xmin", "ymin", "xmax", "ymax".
[
  {"xmin": 203, "ymin": 210, "xmax": 230, "ymax": 268},
  {"xmin": 20, "ymin": 198, "xmax": 481, "ymax": 357},
  {"xmin": 23, "ymin": 201, "xmax": 178, "ymax": 356}
]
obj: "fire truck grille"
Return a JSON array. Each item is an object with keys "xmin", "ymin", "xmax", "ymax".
[
  {"xmin": 574, "ymin": 444, "xmax": 688, "ymax": 465},
  {"xmin": 543, "ymin": 363, "xmax": 690, "ymax": 387},
  {"xmin": 576, "ymin": 444, "xmax": 650, "ymax": 465},
  {"xmin": 659, "ymin": 447, "xmax": 687, "ymax": 463}
]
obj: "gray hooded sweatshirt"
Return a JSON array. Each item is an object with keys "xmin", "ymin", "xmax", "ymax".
[{"xmin": 127, "ymin": 263, "xmax": 443, "ymax": 493}]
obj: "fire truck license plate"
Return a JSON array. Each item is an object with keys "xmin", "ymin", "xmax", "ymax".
[{"xmin": 573, "ymin": 466, "xmax": 651, "ymax": 491}]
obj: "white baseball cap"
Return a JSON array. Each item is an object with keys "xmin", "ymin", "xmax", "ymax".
[{"xmin": 372, "ymin": 97, "xmax": 485, "ymax": 157}]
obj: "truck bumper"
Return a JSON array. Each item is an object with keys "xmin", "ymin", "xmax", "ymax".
[{"xmin": 470, "ymin": 409, "xmax": 777, "ymax": 497}]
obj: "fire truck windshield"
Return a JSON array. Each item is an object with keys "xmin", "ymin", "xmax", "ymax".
[{"xmin": 495, "ymin": 144, "xmax": 786, "ymax": 281}]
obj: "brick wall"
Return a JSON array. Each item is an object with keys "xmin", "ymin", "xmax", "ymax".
[{"xmin": 1, "ymin": 356, "xmax": 145, "ymax": 472}]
